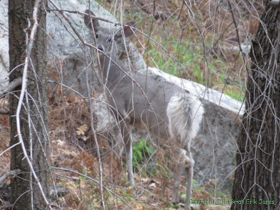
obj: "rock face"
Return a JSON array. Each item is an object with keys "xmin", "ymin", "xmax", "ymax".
[
  {"xmin": 0, "ymin": 0, "xmax": 9, "ymax": 91},
  {"xmin": 0, "ymin": 0, "xmax": 244, "ymax": 191}
]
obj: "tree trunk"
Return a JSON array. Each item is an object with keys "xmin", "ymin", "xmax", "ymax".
[
  {"xmin": 231, "ymin": 3, "xmax": 280, "ymax": 210},
  {"xmin": 9, "ymin": 0, "xmax": 49, "ymax": 209}
]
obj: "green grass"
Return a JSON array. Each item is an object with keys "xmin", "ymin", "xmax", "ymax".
[
  {"xmin": 132, "ymin": 138, "xmax": 153, "ymax": 174},
  {"xmin": 148, "ymin": 33, "xmax": 245, "ymax": 101}
]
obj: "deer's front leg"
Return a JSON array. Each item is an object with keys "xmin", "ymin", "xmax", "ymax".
[
  {"xmin": 119, "ymin": 120, "xmax": 134, "ymax": 186},
  {"xmin": 125, "ymin": 134, "xmax": 134, "ymax": 186}
]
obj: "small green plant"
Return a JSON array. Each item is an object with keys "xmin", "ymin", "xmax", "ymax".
[
  {"xmin": 132, "ymin": 138, "xmax": 153, "ymax": 166},
  {"xmin": 192, "ymin": 179, "xmax": 200, "ymax": 190}
]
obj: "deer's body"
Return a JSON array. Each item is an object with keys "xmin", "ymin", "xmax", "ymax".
[{"xmin": 84, "ymin": 10, "xmax": 204, "ymax": 210}]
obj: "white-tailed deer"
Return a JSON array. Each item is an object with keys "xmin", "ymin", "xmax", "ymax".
[{"xmin": 84, "ymin": 10, "xmax": 204, "ymax": 210}]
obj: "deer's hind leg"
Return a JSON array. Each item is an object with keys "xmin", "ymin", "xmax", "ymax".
[
  {"xmin": 172, "ymin": 160, "xmax": 184, "ymax": 204},
  {"xmin": 172, "ymin": 147, "xmax": 194, "ymax": 210},
  {"xmin": 183, "ymin": 147, "xmax": 194, "ymax": 210}
]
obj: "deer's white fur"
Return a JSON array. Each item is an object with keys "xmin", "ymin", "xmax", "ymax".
[{"xmin": 167, "ymin": 92, "xmax": 204, "ymax": 144}]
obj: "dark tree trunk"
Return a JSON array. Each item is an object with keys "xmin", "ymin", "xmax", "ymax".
[
  {"xmin": 231, "ymin": 3, "xmax": 280, "ymax": 210},
  {"xmin": 9, "ymin": 0, "xmax": 49, "ymax": 209}
]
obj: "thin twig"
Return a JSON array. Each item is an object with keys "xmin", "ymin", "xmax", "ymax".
[
  {"xmin": 227, "ymin": 0, "xmax": 249, "ymax": 73},
  {"xmin": 85, "ymin": 48, "xmax": 106, "ymax": 209}
]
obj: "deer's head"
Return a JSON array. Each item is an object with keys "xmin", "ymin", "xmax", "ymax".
[{"xmin": 84, "ymin": 10, "xmax": 135, "ymax": 55}]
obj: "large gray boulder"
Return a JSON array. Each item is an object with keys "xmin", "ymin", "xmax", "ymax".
[
  {"xmin": 0, "ymin": 0, "xmax": 244, "ymax": 191},
  {"xmin": 0, "ymin": 0, "xmax": 9, "ymax": 91}
]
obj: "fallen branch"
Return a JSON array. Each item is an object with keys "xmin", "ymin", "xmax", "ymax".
[
  {"xmin": 0, "ymin": 110, "xmax": 9, "ymax": 115},
  {"xmin": 0, "ymin": 169, "xmax": 21, "ymax": 183},
  {"xmin": 50, "ymin": 186, "xmax": 68, "ymax": 198},
  {"xmin": 0, "ymin": 204, "xmax": 13, "ymax": 210},
  {"xmin": 0, "ymin": 77, "xmax": 22, "ymax": 98}
]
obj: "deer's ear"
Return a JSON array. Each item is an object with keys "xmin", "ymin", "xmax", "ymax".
[
  {"xmin": 84, "ymin": 9, "xmax": 100, "ymax": 31},
  {"xmin": 114, "ymin": 21, "xmax": 136, "ymax": 40}
]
